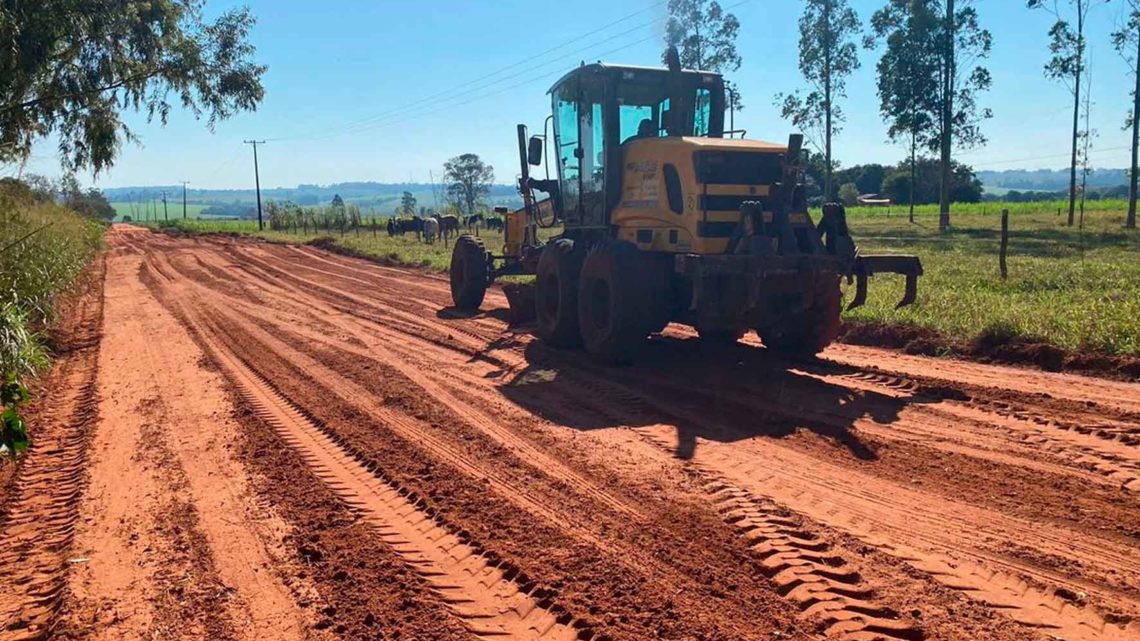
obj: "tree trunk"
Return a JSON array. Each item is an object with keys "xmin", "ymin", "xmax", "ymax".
[
  {"xmin": 1129, "ymin": 14, "xmax": 1140, "ymax": 229},
  {"xmin": 938, "ymin": 0, "xmax": 954, "ymax": 231},
  {"xmin": 823, "ymin": 0, "xmax": 834, "ymax": 203},
  {"xmin": 910, "ymin": 123, "xmax": 917, "ymax": 224},
  {"xmin": 1068, "ymin": 3, "xmax": 1084, "ymax": 227}
]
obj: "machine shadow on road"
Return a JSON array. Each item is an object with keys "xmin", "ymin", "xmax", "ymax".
[{"xmin": 498, "ymin": 332, "xmax": 934, "ymax": 461}]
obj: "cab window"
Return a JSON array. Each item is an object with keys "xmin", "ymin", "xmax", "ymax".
[
  {"xmin": 619, "ymin": 104, "xmax": 656, "ymax": 143},
  {"xmin": 694, "ymin": 88, "xmax": 711, "ymax": 136}
]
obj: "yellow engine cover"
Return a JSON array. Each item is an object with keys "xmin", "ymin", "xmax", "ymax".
[{"xmin": 611, "ymin": 136, "xmax": 787, "ymax": 255}]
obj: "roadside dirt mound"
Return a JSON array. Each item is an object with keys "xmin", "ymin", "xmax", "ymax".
[{"xmin": 840, "ymin": 320, "xmax": 1140, "ymax": 381}]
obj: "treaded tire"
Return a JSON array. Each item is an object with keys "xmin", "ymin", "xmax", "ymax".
[
  {"xmin": 759, "ymin": 276, "xmax": 842, "ymax": 356},
  {"xmin": 535, "ymin": 239, "xmax": 583, "ymax": 347},
  {"xmin": 577, "ymin": 241, "xmax": 649, "ymax": 365},
  {"xmin": 450, "ymin": 234, "xmax": 488, "ymax": 310}
]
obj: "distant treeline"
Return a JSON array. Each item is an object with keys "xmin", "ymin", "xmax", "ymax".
[
  {"xmin": 989, "ymin": 184, "xmax": 1130, "ymax": 202},
  {"xmin": 807, "ymin": 158, "xmax": 983, "ymax": 205},
  {"xmin": 807, "ymin": 158, "xmax": 1128, "ymax": 206},
  {"xmin": 976, "ymin": 168, "xmax": 1130, "ymax": 192},
  {"xmin": 104, "ymin": 182, "xmax": 523, "ymax": 213}
]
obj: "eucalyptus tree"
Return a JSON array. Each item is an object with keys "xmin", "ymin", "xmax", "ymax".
[
  {"xmin": 1112, "ymin": 2, "xmax": 1140, "ymax": 229},
  {"xmin": 0, "ymin": 0, "xmax": 266, "ymax": 174},
  {"xmin": 1028, "ymin": 0, "xmax": 1110, "ymax": 226},
  {"xmin": 776, "ymin": 0, "xmax": 863, "ymax": 202}
]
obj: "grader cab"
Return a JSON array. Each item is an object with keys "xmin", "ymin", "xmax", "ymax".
[{"xmin": 449, "ymin": 49, "xmax": 922, "ymax": 364}]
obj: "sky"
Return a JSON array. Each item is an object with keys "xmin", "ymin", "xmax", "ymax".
[{"xmin": 14, "ymin": 0, "xmax": 1140, "ymax": 190}]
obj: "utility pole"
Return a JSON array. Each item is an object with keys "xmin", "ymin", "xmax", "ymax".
[
  {"xmin": 162, "ymin": 191, "xmax": 169, "ymax": 222},
  {"xmin": 180, "ymin": 181, "xmax": 190, "ymax": 219},
  {"xmin": 244, "ymin": 140, "xmax": 266, "ymax": 231}
]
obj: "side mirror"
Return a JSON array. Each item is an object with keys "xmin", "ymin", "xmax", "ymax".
[{"xmin": 527, "ymin": 136, "xmax": 543, "ymax": 166}]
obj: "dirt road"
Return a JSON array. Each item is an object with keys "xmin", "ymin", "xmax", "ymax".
[{"xmin": 3, "ymin": 226, "xmax": 1138, "ymax": 641}]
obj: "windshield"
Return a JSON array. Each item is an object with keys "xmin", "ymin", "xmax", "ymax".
[{"xmin": 615, "ymin": 76, "xmax": 721, "ymax": 141}]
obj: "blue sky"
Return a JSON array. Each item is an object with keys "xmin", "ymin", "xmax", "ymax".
[{"xmin": 16, "ymin": 0, "xmax": 1140, "ymax": 189}]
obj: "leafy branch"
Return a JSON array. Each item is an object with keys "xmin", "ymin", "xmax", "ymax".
[{"xmin": 1, "ymin": 374, "xmax": 29, "ymax": 459}]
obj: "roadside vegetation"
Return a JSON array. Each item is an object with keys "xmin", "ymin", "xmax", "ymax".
[
  {"xmin": 0, "ymin": 180, "xmax": 104, "ymax": 457},
  {"xmin": 146, "ymin": 199, "xmax": 1139, "ymax": 367}
]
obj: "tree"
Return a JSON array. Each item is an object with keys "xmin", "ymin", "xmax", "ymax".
[
  {"xmin": 1112, "ymin": 2, "xmax": 1140, "ymax": 229},
  {"xmin": 0, "ymin": 1, "xmax": 266, "ymax": 174},
  {"xmin": 1028, "ymin": 0, "xmax": 1108, "ymax": 226},
  {"xmin": 400, "ymin": 191, "xmax": 417, "ymax": 216},
  {"xmin": 867, "ymin": 0, "xmax": 942, "ymax": 222},
  {"xmin": 880, "ymin": 157, "xmax": 982, "ymax": 204},
  {"xmin": 443, "ymin": 154, "xmax": 494, "ymax": 219},
  {"xmin": 663, "ymin": 0, "xmax": 743, "ymax": 107},
  {"xmin": 331, "ymin": 194, "xmax": 345, "ymax": 209},
  {"xmin": 776, "ymin": 0, "xmax": 862, "ymax": 202},
  {"xmin": 936, "ymin": 0, "xmax": 992, "ymax": 230},
  {"xmin": 868, "ymin": 0, "xmax": 990, "ymax": 227},
  {"xmin": 839, "ymin": 183, "xmax": 861, "ymax": 206}
]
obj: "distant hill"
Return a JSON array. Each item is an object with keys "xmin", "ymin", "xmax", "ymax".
[
  {"xmin": 977, "ymin": 168, "xmax": 1128, "ymax": 192},
  {"xmin": 104, "ymin": 181, "xmax": 524, "ymax": 219}
]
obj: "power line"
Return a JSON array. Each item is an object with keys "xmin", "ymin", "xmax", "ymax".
[
  {"xmin": 268, "ymin": 3, "xmax": 669, "ymax": 143},
  {"xmin": 296, "ymin": 30, "xmax": 668, "ymax": 144},
  {"xmin": 968, "ymin": 145, "xmax": 1131, "ymax": 168}
]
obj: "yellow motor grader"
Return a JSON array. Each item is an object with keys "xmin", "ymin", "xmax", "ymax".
[{"xmin": 449, "ymin": 49, "xmax": 922, "ymax": 364}]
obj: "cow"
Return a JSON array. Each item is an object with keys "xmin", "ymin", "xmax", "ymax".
[
  {"xmin": 464, "ymin": 213, "xmax": 484, "ymax": 232},
  {"xmin": 390, "ymin": 217, "xmax": 424, "ymax": 237},
  {"xmin": 386, "ymin": 217, "xmax": 396, "ymax": 237},
  {"xmin": 422, "ymin": 217, "xmax": 440, "ymax": 244},
  {"xmin": 437, "ymin": 214, "xmax": 460, "ymax": 240},
  {"xmin": 485, "ymin": 216, "xmax": 504, "ymax": 232}
]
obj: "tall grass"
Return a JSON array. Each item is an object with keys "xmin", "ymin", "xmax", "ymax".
[{"xmin": 0, "ymin": 183, "xmax": 104, "ymax": 377}]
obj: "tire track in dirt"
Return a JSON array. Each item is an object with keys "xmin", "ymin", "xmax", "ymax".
[
  {"xmin": 144, "ymin": 232, "xmax": 821, "ymax": 641},
  {"xmin": 236, "ymin": 237, "xmax": 1140, "ymax": 634},
  {"xmin": 179, "ymin": 251, "xmax": 642, "ymax": 521},
  {"xmin": 57, "ymin": 245, "xmax": 311, "ymax": 641},
  {"xmin": 518, "ymin": 344, "xmax": 1139, "ymax": 641},
  {"xmin": 137, "ymin": 231, "xmax": 1140, "ymax": 641},
  {"xmin": 193, "ymin": 320, "xmax": 587, "ymax": 641},
  {"xmin": 0, "ymin": 257, "xmax": 104, "ymax": 641}
]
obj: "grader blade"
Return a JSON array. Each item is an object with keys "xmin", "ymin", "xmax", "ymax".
[{"xmin": 503, "ymin": 282, "xmax": 537, "ymax": 325}]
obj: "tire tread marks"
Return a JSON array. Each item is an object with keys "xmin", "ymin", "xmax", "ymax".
[{"xmin": 200, "ymin": 330, "xmax": 591, "ymax": 641}]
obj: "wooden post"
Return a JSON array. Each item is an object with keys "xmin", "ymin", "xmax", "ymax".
[{"xmin": 1000, "ymin": 209, "xmax": 1009, "ymax": 280}]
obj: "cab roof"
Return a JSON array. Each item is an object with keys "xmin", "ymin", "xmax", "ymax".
[{"xmin": 547, "ymin": 62, "xmax": 723, "ymax": 95}]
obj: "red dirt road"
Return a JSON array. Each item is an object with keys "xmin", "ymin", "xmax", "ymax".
[{"xmin": 2, "ymin": 225, "xmax": 1139, "ymax": 641}]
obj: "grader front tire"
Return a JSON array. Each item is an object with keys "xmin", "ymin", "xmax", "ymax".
[
  {"xmin": 535, "ymin": 239, "xmax": 583, "ymax": 347},
  {"xmin": 577, "ymin": 241, "xmax": 648, "ymax": 365},
  {"xmin": 450, "ymin": 235, "xmax": 489, "ymax": 310}
]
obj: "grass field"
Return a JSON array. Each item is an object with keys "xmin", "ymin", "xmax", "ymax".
[
  {"xmin": 144, "ymin": 202, "xmax": 1140, "ymax": 358},
  {"xmin": 111, "ymin": 201, "xmax": 216, "ymax": 221}
]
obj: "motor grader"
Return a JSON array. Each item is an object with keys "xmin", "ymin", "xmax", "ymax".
[{"xmin": 449, "ymin": 49, "xmax": 922, "ymax": 364}]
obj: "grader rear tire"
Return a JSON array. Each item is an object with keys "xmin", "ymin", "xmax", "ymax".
[
  {"xmin": 759, "ymin": 276, "xmax": 842, "ymax": 356},
  {"xmin": 450, "ymin": 234, "xmax": 488, "ymax": 310},
  {"xmin": 536, "ymin": 239, "xmax": 583, "ymax": 347},
  {"xmin": 577, "ymin": 241, "xmax": 648, "ymax": 365}
]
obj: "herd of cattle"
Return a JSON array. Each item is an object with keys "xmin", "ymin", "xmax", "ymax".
[{"xmin": 387, "ymin": 213, "xmax": 504, "ymax": 244}]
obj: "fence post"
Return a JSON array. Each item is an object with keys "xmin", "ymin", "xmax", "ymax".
[{"xmin": 1000, "ymin": 209, "xmax": 1009, "ymax": 280}]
